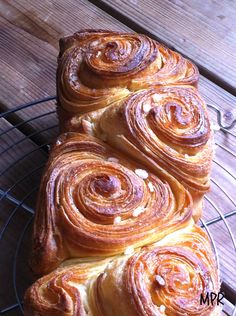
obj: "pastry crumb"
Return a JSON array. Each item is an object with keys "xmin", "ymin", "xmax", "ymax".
[
  {"xmin": 108, "ymin": 157, "xmax": 119, "ymax": 163},
  {"xmin": 56, "ymin": 139, "xmax": 62, "ymax": 145},
  {"xmin": 124, "ymin": 246, "xmax": 134, "ymax": 255},
  {"xmin": 148, "ymin": 182, "xmax": 154, "ymax": 192},
  {"xmin": 114, "ymin": 216, "xmax": 121, "ymax": 224},
  {"xmin": 159, "ymin": 305, "xmax": 166, "ymax": 313},
  {"xmin": 155, "ymin": 275, "xmax": 165, "ymax": 286},
  {"xmin": 143, "ymin": 102, "xmax": 151, "ymax": 113},
  {"xmin": 82, "ymin": 119, "xmax": 94, "ymax": 135},
  {"xmin": 135, "ymin": 169, "xmax": 149, "ymax": 179},
  {"xmin": 133, "ymin": 206, "xmax": 145, "ymax": 217},
  {"xmin": 152, "ymin": 94, "xmax": 162, "ymax": 103}
]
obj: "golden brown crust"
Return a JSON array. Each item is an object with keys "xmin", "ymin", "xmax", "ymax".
[
  {"xmin": 91, "ymin": 85, "xmax": 213, "ymax": 220},
  {"xmin": 24, "ymin": 258, "xmax": 110, "ymax": 316},
  {"xmin": 57, "ymin": 29, "xmax": 199, "ymax": 127},
  {"xmin": 92, "ymin": 226, "xmax": 220, "ymax": 316},
  {"xmin": 31, "ymin": 132, "xmax": 192, "ymax": 276},
  {"xmin": 25, "ymin": 226, "xmax": 220, "ymax": 316},
  {"xmin": 56, "ymin": 30, "xmax": 209, "ymax": 222},
  {"xmin": 25, "ymin": 30, "xmax": 218, "ymax": 315}
]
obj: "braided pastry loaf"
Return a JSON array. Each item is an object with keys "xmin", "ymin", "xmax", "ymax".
[
  {"xmin": 57, "ymin": 29, "xmax": 198, "ymax": 118},
  {"xmin": 30, "ymin": 133, "xmax": 192, "ymax": 276},
  {"xmin": 25, "ymin": 226, "xmax": 220, "ymax": 316},
  {"xmin": 56, "ymin": 30, "xmax": 213, "ymax": 220},
  {"xmin": 24, "ymin": 30, "xmax": 219, "ymax": 315}
]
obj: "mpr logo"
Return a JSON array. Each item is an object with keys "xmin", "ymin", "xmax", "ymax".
[{"xmin": 200, "ymin": 292, "xmax": 224, "ymax": 306}]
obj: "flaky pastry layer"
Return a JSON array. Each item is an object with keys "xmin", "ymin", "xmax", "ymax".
[
  {"xmin": 31, "ymin": 133, "xmax": 192, "ymax": 276},
  {"xmin": 25, "ymin": 226, "xmax": 220, "ymax": 316}
]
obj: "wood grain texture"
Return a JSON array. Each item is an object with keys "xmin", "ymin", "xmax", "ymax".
[
  {"xmin": 0, "ymin": 119, "xmax": 47, "ymax": 208},
  {"xmin": 0, "ymin": 200, "xmax": 33, "ymax": 311},
  {"xmin": 0, "ymin": 119, "xmax": 235, "ymax": 310},
  {"xmin": 2, "ymin": 0, "xmax": 235, "ymax": 220},
  {"xmin": 0, "ymin": 0, "xmax": 128, "ymax": 105},
  {"xmin": 0, "ymin": 0, "xmax": 128, "ymax": 143},
  {"xmin": 206, "ymin": 215, "xmax": 236, "ymax": 299},
  {"xmin": 0, "ymin": 119, "xmax": 46, "ymax": 311},
  {"xmin": 98, "ymin": 0, "xmax": 236, "ymax": 94},
  {"xmin": 222, "ymin": 298, "xmax": 236, "ymax": 316},
  {"xmin": 0, "ymin": 0, "xmax": 235, "ymax": 309},
  {"xmin": 0, "ymin": 0, "xmax": 235, "ymax": 143}
]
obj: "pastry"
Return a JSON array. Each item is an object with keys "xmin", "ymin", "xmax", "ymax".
[
  {"xmin": 91, "ymin": 85, "xmax": 213, "ymax": 220},
  {"xmin": 25, "ymin": 226, "xmax": 220, "ymax": 316},
  {"xmin": 24, "ymin": 30, "xmax": 218, "ymax": 315},
  {"xmin": 56, "ymin": 30, "xmax": 212, "ymax": 220},
  {"xmin": 30, "ymin": 133, "xmax": 192, "ymax": 276},
  {"xmin": 57, "ymin": 29, "xmax": 199, "ymax": 131}
]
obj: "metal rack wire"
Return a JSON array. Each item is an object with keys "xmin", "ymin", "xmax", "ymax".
[{"xmin": 0, "ymin": 97, "xmax": 235, "ymax": 315}]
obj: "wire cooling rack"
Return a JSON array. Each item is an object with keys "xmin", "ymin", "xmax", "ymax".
[{"xmin": 0, "ymin": 97, "xmax": 235, "ymax": 315}]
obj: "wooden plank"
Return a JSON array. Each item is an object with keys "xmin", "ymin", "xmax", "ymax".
[
  {"xmin": 0, "ymin": 0, "xmax": 128, "ymax": 143},
  {"xmin": 0, "ymin": 200, "xmax": 33, "ymax": 311},
  {"xmin": 0, "ymin": 0, "xmax": 235, "ymax": 306},
  {"xmin": 204, "ymin": 215, "xmax": 236, "ymax": 300},
  {"xmin": 97, "ymin": 0, "xmax": 236, "ymax": 94},
  {"xmin": 0, "ymin": 119, "xmax": 47, "ymax": 208},
  {"xmin": 203, "ymin": 137, "xmax": 236, "ymax": 222},
  {"xmin": 1, "ymin": 118, "xmax": 235, "ymax": 307},
  {"xmin": 0, "ymin": 0, "xmax": 129, "ymax": 135},
  {"xmin": 1, "ymin": 99, "xmax": 59, "ymax": 146},
  {"xmin": 201, "ymin": 77, "xmax": 236, "ymax": 223},
  {"xmin": 0, "ymin": 0, "xmax": 236, "ymax": 142},
  {"xmin": 0, "ymin": 119, "xmax": 47, "ymax": 311},
  {"xmin": 222, "ymin": 297, "xmax": 235, "ymax": 315}
]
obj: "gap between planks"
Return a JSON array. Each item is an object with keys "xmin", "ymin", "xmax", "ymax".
[{"xmin": 88, "ymin": 0, "xmax": 236, "ymax": 96}]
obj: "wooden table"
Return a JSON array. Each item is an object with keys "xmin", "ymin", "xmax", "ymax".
[{"xmin": 0, "ymin": 0, "xmax": 235, "ymax": 314}]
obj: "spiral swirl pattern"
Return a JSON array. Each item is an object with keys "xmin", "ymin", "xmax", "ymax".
[
  {"xmin": 25, "ymin": 227, "xmax": 220, "ymax": 316},
  {"xmin": 57, "ymin": 30, "xmax": 199, "ymax": 117},
  {"xmin": 24, "ymin": 258, "xmax": 109, "ymax": 316},
  {"xmin": 97, "ymin": 85, "xmax": 213, "ymax": 219},
  {"xmin": 94, "ymin": 226, "xmax": 220, "ymax": 316},
  {"xmin": 24, "ymin": 30, "xmax": 218, "ymax": 316},
  {"xmin": 125, "ymin": 86, "xmax": 210, "ymax": 148},
  {"xmin": 31, "ymin": 133, "xmax": 192, "ymax": 276}
]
